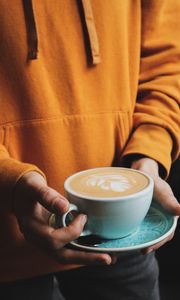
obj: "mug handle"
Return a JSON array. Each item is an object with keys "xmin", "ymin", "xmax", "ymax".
[
  {"xmin": 62, "ymin": 203, "xmax": 79, "ymax": 227},
  {"xmin": 49, "ymin": 203, "xmax": 92, "ymax": 236}
]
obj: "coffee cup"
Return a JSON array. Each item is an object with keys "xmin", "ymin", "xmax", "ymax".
[{"xmin": 55, "ymin": 167, "xmax": 154, "ymax": 239}]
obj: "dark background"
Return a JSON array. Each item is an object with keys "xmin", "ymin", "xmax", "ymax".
[{"xmin": 156, "ymin": 157, "xmax": 180, "ymax": 283}]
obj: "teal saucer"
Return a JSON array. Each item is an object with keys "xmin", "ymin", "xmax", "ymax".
[{"xmin": 70, "ymin": 201, "xmax": 177, "ymax": 252}]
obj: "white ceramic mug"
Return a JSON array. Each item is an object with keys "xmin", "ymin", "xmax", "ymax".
[{"xmin": 56, "ymin": 167, "xmax": 154, "ymax": 239}]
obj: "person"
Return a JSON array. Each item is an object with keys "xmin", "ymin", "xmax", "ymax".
[{"xmin": 0, "ymin": 0, "xmax": 179, "ymax": 299}]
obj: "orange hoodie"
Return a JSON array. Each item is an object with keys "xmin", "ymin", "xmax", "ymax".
[{"xmin": 0, "ymin": 0, "xmax": 179, "ymax": 282}]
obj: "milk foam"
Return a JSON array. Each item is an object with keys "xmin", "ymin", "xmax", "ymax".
[{"xmin": 67, "ymin": 168, "xmax": 149, "ymax": 198}]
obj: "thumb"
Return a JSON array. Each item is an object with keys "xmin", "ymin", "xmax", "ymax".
[{"xmin": 153, "ymin": 176, "xmax": 180, "ymax": 216}]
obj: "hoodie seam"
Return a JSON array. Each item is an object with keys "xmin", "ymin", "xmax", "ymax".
[{"xmin": 0, "ymin": 110, "xmax": 131, "ymax": 127}]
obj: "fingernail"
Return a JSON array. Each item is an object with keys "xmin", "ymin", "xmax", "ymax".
[
  {"xmin": 80, "ymin": 214, "xmax": 87, "ymax": 226},
  {"xmin": 94, "ymin": 255, "xmax": 112, "ymax": 266},
  {"xmin": 102, "ymin": 255, "xmax": 112, "ymax": 265}
]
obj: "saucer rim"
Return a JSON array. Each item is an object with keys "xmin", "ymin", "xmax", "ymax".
[{"xmin": 69, "ymin": 204, "xmax": 178, "ymax": 252}]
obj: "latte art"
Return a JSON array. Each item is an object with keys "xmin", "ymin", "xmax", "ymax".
[
  {"xmin": 67, "ymin": 168, "xmax": 149, "ymax": 198},
  {"xmin": 86, "ymin": 175, "xmax": 132, "ymax": 192}
]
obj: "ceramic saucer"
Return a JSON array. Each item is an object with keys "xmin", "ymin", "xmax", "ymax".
[{"xmin": 69, "ymin": 201, "xmax": 178, "ymax": 252}]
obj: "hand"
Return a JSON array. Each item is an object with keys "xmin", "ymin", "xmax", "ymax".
[
  {"xmin": 131, "ymin": 157, "xmax": 180, "ymax": 254},
  {"xmin": 12, "ymin": 171, "xmax": 113, "ymax": 265}
]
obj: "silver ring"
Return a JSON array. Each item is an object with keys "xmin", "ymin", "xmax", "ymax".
[
  {"xmin": 48, "ymin": 214, "xmax": 56, "ymax": 227},
  {"xmin": 48, "ymin": 213, "xmax": 62, "ymax": 229}
]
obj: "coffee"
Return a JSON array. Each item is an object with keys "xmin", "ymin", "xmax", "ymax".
[{"xmin": 67, "ymin": 167, "xmax": 149, "ymax": 198}]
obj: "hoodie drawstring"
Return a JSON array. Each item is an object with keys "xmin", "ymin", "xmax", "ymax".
[
  {"xmin": 22, "ymin": 0, "xmax": 100, "ymax": 65},
  {"xmin": 80, "ymin": 0, "xmax": 101, "ymax": 65},
  {"xmin": 22, "ymin": 0, "xmax": 38, "ymax": 60}
]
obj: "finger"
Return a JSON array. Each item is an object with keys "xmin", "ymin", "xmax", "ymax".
[
  {"xmin": 153, "ymin": 177, "xmax": 180, "ymax": 215},
  {"xmin": 50, "ymin": 213, "xmax": 88, "ymax": 246},
  {"xmin": 131, "ymin": 157, "xmax": 159, "ymax": 177},
  {"xmin": 36, "ymin": 185, "xmax": 69, "ymax": 215},
  {"xmin": 142, "ymin": 232, "xmax": 175, "ymax": 254},
  {"xmin": 56, "ymin": 248, "xmax": 112, "ymax": 265},
  {"xmin": 20, "ymin": 215, "xmax": 112, "ymax": 266},
  {"xmin": 131, "ymin": 158, "xmax": 180, "ymax": 215},
  {"xmin": 21, "ymin": 213, "xmax": 88, "ymax": 251}
]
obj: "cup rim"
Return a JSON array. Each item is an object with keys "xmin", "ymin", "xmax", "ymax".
[{"xmin": 64, "ymin": 167, "xmax": 154, "ymax": 201}]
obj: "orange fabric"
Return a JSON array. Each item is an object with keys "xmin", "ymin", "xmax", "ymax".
[{"xmin": 0, "ymin": 0, "xmax": 179, "ymax": 282}]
